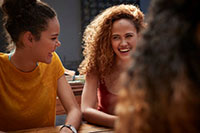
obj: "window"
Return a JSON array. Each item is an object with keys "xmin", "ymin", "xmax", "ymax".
[{"xmin": 81, "ymin": 0, "xmax": 140, "ymax": 33}]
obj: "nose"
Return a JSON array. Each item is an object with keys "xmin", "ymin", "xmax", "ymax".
[
  {"xmin": 56, "ymin": 40, "xmax": 61, "ymax": 47},
  {"xmin": 120, "ymin": 39, "xmax": 128, "ymax": 46}
]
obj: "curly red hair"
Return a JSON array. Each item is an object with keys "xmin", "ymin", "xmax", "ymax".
[{"xmin": 78, "ymin": 4, "xmax": 145, "ymax": 79}]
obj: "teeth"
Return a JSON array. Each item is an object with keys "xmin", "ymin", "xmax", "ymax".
[{"xmin": 119, "ymin": 48, "xmax": 130, "ymax": 52}]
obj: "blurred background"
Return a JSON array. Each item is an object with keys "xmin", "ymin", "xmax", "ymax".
[{"xmin": 0, "ymin": 0, "xmax": 150, "ymax": 73}]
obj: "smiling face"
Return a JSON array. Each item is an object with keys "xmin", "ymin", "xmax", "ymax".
[
  {"xmin": 32, "ymin": 17, "xmax": 61, "ymax": 64},
  {"xmin": 111, "ymin": 18, "xmax": 139, "ymax": 64}
]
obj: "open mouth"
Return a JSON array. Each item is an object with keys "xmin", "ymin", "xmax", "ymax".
[
  {"xmin": 49, "ymin": 50, "xmax": 55, "ymax": 57},
  {"xmin": 48, "ymin": 53, "xmax": 53, "ymax": 57},
  {"xmin": 118, "ymin": 48, "xmax": 131, "ymax": 53}
]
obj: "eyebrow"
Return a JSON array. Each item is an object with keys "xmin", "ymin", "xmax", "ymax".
[
  {"xmin": 112, "ymin": 34, "xmax": 119, "ymax": 36},
  {"xmin": 112, "ymin": 32, "xmax": 135, "ymax": 36},
  {"xmin": 126, "ymin": 32, "xmax": 135, "ymax": 34},
  {"xmin": 51, "ymin": 33, "xmax": 59, "ymax": 36}
]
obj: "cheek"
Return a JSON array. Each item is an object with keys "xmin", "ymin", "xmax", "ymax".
[
  {"xmin": 44, "ymin": 41, "xmax": 53, "ymax": 49},
  {"xmin": 111, "ymin": 44, "xmax": 119, "ymax": 55},
  {"xmin": 129, "ymin": 39, "xmax": 138, "ymax": 52},
  {"xmin": 111, "ymin": 41, "xmax": 118, "ymax": 50},
  {"xmin": 130, "ymin": 38, "xmax": 137, "ymax": 47}
]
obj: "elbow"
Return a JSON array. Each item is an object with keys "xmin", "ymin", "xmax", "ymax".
[
  {"xmin": 81, "ymin": 106, "xmax": 87, "ymax": 117},
  {"xmin": 81, "ymin": 106, "xmax": 91, "ymax": 120}
]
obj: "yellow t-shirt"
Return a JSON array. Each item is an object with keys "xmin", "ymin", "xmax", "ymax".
[{"xmin": 0, "ymin": 52, "xmax": 65, "ymax": 131}]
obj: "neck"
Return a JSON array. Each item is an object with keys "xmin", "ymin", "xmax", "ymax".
[
  {"xmin": 115, "ymin": 58, "xmax": 131, "ymax": 71},
  {"xmin": 10, "ymin": 48, "xmax": 38, "ymax": 72}
]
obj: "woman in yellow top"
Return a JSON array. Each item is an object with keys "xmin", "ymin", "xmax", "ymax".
[
  {"xmin": 0, "ymin": 0, "xmax": 81, "ymax": 132},
  {"xmin": 78, "ymin": 4, "xmax": 146, "ymax": 127}
]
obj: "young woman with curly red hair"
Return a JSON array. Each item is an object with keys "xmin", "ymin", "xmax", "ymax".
[{"xmin": 78, "ymin": 4, "xmax": 145, "ymax": 127}]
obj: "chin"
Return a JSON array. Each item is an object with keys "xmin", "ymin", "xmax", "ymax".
[
  {"xmin": 41, "ymin": 58, "xmax": 52, "ymax": 64},
  {"xmin": 121, "ymin": 56, "xmax": 131, "ymax": 62},
  {"xmin": 46, "ymin": 59, "xmax": 52, "ymax": 64},
  {"xmin": 45, "ymin": 56, "xmax": 53, "ymax": 64}
]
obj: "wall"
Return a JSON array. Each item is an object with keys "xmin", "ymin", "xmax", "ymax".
[
  {"xmin": 43, "ymin": 0, "xmax": 82, "ymax": 71},
  {"xmin": 140, "ymin": 0, "xmax": 151, "ymax": 13}
]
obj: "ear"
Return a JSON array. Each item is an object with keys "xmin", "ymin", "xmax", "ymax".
[{"xmin": 22, "ymin": 31, "xmax": 34, "ymax": 47}]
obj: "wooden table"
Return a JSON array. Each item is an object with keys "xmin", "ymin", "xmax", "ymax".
[{"xmin": 10, "ymin": 122, "xmax": 114, "ymax": 133}]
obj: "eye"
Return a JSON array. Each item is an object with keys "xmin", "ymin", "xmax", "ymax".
[
  {"xmin": 112, "ymin": 35, "xmax": 120, "ymax": 40},
  {"xmin": 126, "ymin": 34, "xmax": 133, "ymax": 38},
  {"xmin": 51, "ymin": 37, "xmax": 57, "ymax": 40}
]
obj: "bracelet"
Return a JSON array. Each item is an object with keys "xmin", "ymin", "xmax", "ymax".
[{"xmin": 60, "ymin": 124, "xmax": 77, "ymax": 133}]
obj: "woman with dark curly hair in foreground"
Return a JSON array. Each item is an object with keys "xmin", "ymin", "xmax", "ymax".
[
  {"xmin": 78, "ymin": 4, "xmax": 146, "ymax": 127},
  {"xmin": 116, "ymin": 0, "xmax": 200, "ymax": 132}
]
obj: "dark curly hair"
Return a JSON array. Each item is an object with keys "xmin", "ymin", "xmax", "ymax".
[
  {"xmin": 78, "ymin": 4, "xmax": 145, "ymax": 79},
  {"xmin": 116, "ymin": 0, "xmax": 200, "ymax": 133},
  {"xmin": 1, "ymin": 0, "xmax": 56, "ymax": 48}
]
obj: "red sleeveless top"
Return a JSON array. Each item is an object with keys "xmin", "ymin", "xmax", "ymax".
[{"xmin": 97, "ymin": 81, "xmax": 118, "ymax": 115}]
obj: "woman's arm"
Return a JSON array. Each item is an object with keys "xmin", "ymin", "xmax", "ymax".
[
  {"xmin": 81, "ymin": 73, "xmax": 117, "ymax": 128},
  {"xmin": 57, "ymin": 75, "xmax": 82, "ymax": 132}
]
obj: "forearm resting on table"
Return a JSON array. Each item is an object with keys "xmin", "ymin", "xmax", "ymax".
[
  {"xmin": 82, "ymin": 108, "xmax": 117, "ymax": 128},
  {"xmin": 65, "ymin": 107, "xmax": 82, "ymax": 130},
  {"xmin": 57, "ymin": 75, "xmax": 82, "ymax": 130}
]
